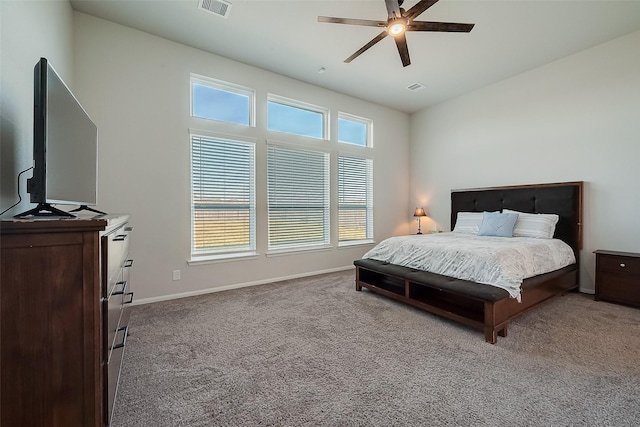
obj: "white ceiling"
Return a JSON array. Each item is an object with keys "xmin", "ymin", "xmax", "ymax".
[{"xmin": 69, "ymin": 0, "xmax": 640, "ymax": 113}]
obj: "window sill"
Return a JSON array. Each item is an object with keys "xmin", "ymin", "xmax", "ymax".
[{"xmin": 188, "ymin": 251, "xmax": 259, "ymax": 266}]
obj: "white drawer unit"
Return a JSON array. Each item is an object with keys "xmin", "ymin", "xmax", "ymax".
[{"xmin": 101, "ymin": 216, "xmax": 134, "ymax": 425}]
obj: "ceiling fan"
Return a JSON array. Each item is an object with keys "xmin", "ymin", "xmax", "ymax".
[{"xmin": 318, "ymin": 0, "xmax": 475, "ymax": 67}]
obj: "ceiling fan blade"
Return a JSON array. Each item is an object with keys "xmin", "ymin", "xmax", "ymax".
[
  {"xmin": 407, "ymin": 21, "xmax": 475, "ymax": 32},
  {"xmin": 344, "ymin": 31, "xmax": 389, "ymax": 63},
  {"xmin": 384, "ymin": 0, "xmax": 402, "ymax": 19},
  {"xmin": 318, "ymin": 16, "xmax": 386, "ymax": 28},
  {"xmin": 404, "ymin": 0, "xmax": 439, "ymax": 20},
  {"xmin": 321, "ymin": 0, "xmax": 471, "ymax": 68},
  {"xmin": 394, "ymin": 33, "xmax": 411, "ymax": 67}
]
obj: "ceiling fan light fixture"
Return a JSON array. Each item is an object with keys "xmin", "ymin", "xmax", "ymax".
[
  {"xmin": 317, "ymin": 0, "xmax": 475, "ymax": 67},
  {"xmin": 388, "ymin": 20, "xmax": 406, "ymax": 36}
]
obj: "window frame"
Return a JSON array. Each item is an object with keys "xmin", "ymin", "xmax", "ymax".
[
  {"xmin": 267, "ymin": 94, "xmax": 329, "ymax": 140},
  {"xmin": 337, "ymin": 155, "xmax": 374, "ymax": 246},
  {"xmin": 338, "ymin": 112, "xmax": 372, "ymax": 147},
  {"xmin": 189, "ymin": 131, "xmax": 257, "ymax": 262},
  {"xmin": 266, "ymin": 141, "xmax": 331, "ymax": 253},
  {"xmin": 190, "ymin": 73, "xmax": 256, "ymax": 127}
]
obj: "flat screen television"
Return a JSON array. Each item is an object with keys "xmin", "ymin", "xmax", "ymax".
[{"xmin": 16, "ymin": 57, "xmax": 100, "ymax": 217}]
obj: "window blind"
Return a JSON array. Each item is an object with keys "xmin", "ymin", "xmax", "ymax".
[
  {"xmin": 338, "ymin": 156, "xmax": 373, "ymax": 243},
  {"xmin": 191, "ymin": 134, "xmax": 255, "ymax": 256},
  {"xmin": 267, "ymin": 144, "xmax": 329, "ymax": 250}
]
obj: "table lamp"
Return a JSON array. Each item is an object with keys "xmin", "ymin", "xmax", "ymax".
[{"xmin": 413, "ymin": 207, "xmax": 428, "ymax": 234}]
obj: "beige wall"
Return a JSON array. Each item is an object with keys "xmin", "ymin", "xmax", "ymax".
[
  {"xmin": 410, "ymin": 30, "xmax": 640, "ymax": 293},
  {"xmin": 73, "ymin": 12, "xmax": 411, "ymax": 302},
  {"xmin": 0, "ymin": 0, "xmax": 74, "ymax": 213},
  {"xmin": 6, "ymin": 2, "xmax": 635, "ymax": 301}
]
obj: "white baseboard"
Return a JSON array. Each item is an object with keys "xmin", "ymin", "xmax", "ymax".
[{"xmin": 133, "ymin": 265, "xmax": 355, "ymax": 305}]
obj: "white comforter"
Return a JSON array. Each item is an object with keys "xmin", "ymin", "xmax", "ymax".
[{"xmin": 362, "ymin": 232, "xmax": 576, "ymax": 300}]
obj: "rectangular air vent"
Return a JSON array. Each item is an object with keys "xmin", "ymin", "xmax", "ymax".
[
  {"xmin": 407, "ymin": 82, "xmax": 426, "ymax": 92},
  {"xmin": 198, "ymin": 0, "xmax": 232, "ymax": 18}
]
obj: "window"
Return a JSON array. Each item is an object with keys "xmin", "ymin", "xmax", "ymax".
[
  {"xmin": 190, "ymin": 134, "xmax": 256, "ymax": 258},
  {"xmin": 267, "ymin": 144, "xmax": 330, "ymax": 250},
  {"xmin": 338, "ymin": 156, "xmax": 373, "ymax": 244},
  {"xmin": 338, "ymin": 113, "xmax": 371, "ymax": 147},
  {"xmin": 191, "ymin": 74, "xmax": 254, "ymax": 126},
  {"xmin": 267, "ymin": 95, "xmax": 327, "ymax": 139}
]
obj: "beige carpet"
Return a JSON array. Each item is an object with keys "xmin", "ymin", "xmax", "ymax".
[{"xmin": 112, "ymin": 270, "xmax": 640, "ymax": 426}]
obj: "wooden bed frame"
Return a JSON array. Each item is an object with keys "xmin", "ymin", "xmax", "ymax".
[{"xmin": 354, "ymin": 182, "xmax": 583, "ymax": 343}]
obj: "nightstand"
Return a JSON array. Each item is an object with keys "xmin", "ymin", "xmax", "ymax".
[{"xmin": 594, "ymin": 250, "xmax": 640, "ymax": 308}]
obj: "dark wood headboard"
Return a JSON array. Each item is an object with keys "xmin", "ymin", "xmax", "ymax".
[{"xmin": 451, "ymin": 182, "xmax": 583, "ymax": 253}]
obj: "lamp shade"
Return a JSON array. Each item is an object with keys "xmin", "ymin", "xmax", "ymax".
[{"xmin": 413, "ymin": 207, "xmax": 427, "ymax": 217}]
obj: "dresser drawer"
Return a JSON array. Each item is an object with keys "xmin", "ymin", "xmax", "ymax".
[
  {"xmin": 106, "ymin": 325, "xmax": 127, "ymax": 423},
  {"xmin": 598, "ymin": 254, "xmax": 640, "ymax": 277},
  {"xmin": 106, "ymin": 278, "xmax": 127, "ymax": 350},
  {"xmin": 120, "ymin": 257, "xmax": 134, "ymax": 322},
  {"xmin": 105, "ymin": 228, "xmax": 130, "ymax": 288}
]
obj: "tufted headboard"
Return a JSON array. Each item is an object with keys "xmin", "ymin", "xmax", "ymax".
[{"xmin": 451, "ymin": 182, "xmax": 583, "ymax": 253}]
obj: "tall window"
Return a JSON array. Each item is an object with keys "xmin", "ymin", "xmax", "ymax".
[
  {"xmin": 338, "ymin": 156, "xmax": 373, "ymax": 244},
  {"xmin": 338, "ymin": 112, "xmax": 371, "ymax": 147},
  {"xmin": 190, "ymin": 134, "xmax": 256, "ymax": 258},
  {"xmin": 191, "ymin": 74, "xmax": 254, "ymax": 126},
  {"xmin": 267, "ymin": 144, "xmax": 330, "ymax": 250},
  {"xmin": 267, "ymin": 95, "xmax": 328, "ymax": 139}
]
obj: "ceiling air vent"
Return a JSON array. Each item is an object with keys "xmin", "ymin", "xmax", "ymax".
[
  {"xmin": 407, "ymin": 82, "xmax": 426, "ymax": 92},
  {"xmin": 198, "ymin": 0, "xmax": 232, "ymax": 18}
]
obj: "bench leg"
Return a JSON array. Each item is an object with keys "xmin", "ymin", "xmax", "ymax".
[
  {"xmin": 484, "ymin": 328, "xmax": 497, "ymax": 344},
  {"xmin": 499, "ymin": 324, "xmax": 508, "ymax": 337},
  {"xmin": 355, "ymin": 268, "xmax": 362, "ymax": 291}
]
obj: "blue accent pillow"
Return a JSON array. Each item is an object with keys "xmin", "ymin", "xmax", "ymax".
[{"xmin": 478, "ymin": 212, "xmax": 518, "ymax": 237}]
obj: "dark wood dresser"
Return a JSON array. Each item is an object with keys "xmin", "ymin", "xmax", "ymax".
[
  {"xmin": 594, "ymin": 249, "xmax": 640, "ymax": 308},
  {"xmin": 1, "ymin": 215, "xmax": 133, "ymax": 426}
]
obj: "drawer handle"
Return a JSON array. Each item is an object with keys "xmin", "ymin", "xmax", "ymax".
[
  {"xmin": 113, "ymin": 326, "xmax": 128, "ymax": 350},
  {"xmin": 113, "ymin": 234, "xmax": 128, "ymax": 241},
  {"xmin": 112, "ymin": 281, "xmax": 127, "ymax": 295},
  {"xmin": 125, "ymin": 226, "xmax": 134, "ymax": 232},
  {"xmin": 620, "ymin": 263, "xmax": 626, "ymax": 268},
  {"xmin": 124, "ymin": 259, "xmax": 134, "ymax": 268},
  {"xmin": 124, "ymin": 292, "xmax": 134, "ymax": 305}
]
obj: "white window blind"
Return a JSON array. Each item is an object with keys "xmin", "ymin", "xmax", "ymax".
[
  {"xmin": 267, "ymin": 144, "xmax": 329, "ymax": 250},
  {"xmin": 191, "ymin": 134, "xmax": 255, "ymax": 257},
  {"xmin": 338, "ymin": 156, "xmax": 373, "ymax": 243}
]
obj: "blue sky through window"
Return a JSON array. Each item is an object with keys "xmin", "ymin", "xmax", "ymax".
[
  {"xmin": 267, "ymin": 101, "xmax": 323, "ymax": 139},
  {"xmin": 192, "ymin": 83, "xmax": 249, "ymax": 126},
  {"xmin": 338, "ymin": 117, "xmax": 367, "ymax": 146}
]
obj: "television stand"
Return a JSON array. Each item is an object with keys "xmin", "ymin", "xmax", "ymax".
[
  {"xmin": 14, "ymin": 203, "xmax": 75, "ymax": 218},
  {"xmin": 69, "ymin": 205, "xmax": 107, "ymax": 215}
]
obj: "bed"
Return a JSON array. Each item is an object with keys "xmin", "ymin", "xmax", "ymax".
[{"xmin": 353, "ymin": 181, "xmax": 583, "ymax": 343}]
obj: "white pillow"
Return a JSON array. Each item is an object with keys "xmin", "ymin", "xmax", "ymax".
[
  {"xmin": 502, "ymin": 209, "xmax": 559, "ymax": 239},
  {"xmin": 452, "ymin": 212, "xmax": 484, "ymax": 234}
]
